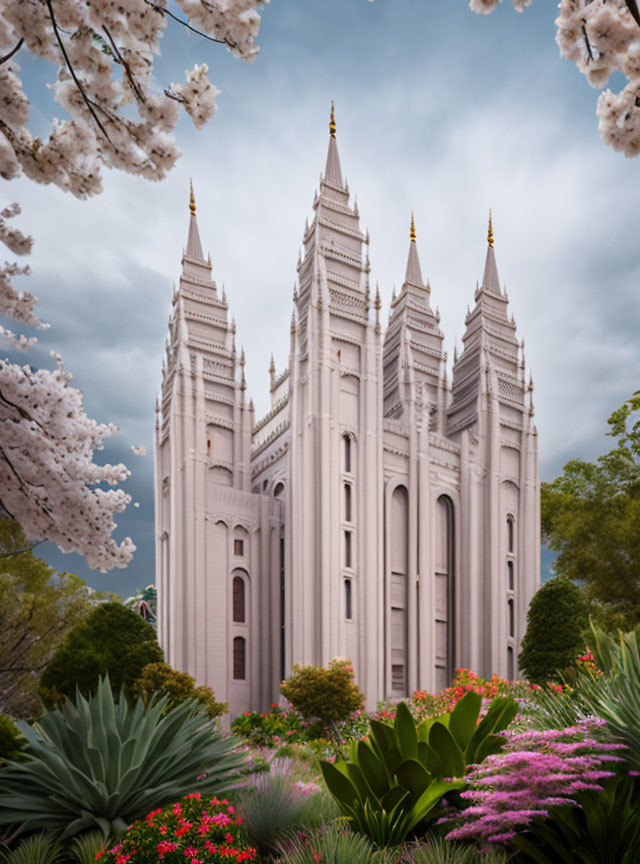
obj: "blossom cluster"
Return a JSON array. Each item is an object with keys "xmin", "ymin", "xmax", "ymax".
[
  {"xmin": 443, "ymin": 718, "xmax": 626, "ymax": 845},
  {"xmin": 469, "ymin": 0, "xmax": 640, "ymax": 157},
  {"xmin": 96, "ymin": 794, "xmax": 257, "ymax": 864},
  {"xmin": 0, "ymin": 0, "xmax": 268, "ymax": 195}
]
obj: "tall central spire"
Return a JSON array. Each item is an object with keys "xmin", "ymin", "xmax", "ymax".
[
  {"xmin": 481, "ymin": 208, "xmax": 500, "ymax": 294},
  {"xmin": 324, "ymin": 101, "xmax": 343, "ymax": 186},
  {"xmin": 186, "ymin": 178, "xmax": 204, "ymax": 260},
  {"xmin": 404, "ymin": 211, "xmax": 424, "ymax": 287}
]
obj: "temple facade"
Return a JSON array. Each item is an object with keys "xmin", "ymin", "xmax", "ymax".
[{"xmin": 154, "ymin": 109, "xmax": 540, "ymax": 715}]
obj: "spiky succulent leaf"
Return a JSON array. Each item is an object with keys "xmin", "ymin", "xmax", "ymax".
[{"xmin": 0, "ymin": 677, "xmax": 245, "ymax": 839}]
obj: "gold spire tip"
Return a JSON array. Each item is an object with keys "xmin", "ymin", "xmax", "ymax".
[
  {"xmin": 189, "ymin": 178, "xmax": 196, "ymax": 216},
  {"xmin": 329, "ymin": 100, "xmax": 336, "ymax": 138},
  {"xmin": 410, "ymin": 210, "xmax": 416, "ymax": 243},
  {"xmin": 487, "ymin": 208, "xmax": 494, "ymax": 247}
]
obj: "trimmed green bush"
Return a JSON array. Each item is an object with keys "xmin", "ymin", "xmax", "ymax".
[
  {"xmin": 519, "ymin": 576, "xmax": 589, "ymax": 683},
  {"xmin": 39, "ymin": 603, "xmax": 163, "ymax": 708},
  {"xmin": 132, "ymin": 662, "xmax": 227, "ymax": 720},
  {"xmin": 280, "ymin": 658, "xmax": 364, "ymax": 733}
]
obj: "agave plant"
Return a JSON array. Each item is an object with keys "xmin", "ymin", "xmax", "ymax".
[
  {"xmin": 0, "ymin": 676, "xmax": 246, "ymax": 840},
  {"xmin": 320, "ymin": 692, "xmax": 517, "ymax": 846}
]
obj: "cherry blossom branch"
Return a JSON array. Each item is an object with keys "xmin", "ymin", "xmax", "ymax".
[
  {"xmin": 143, "ymin": 0, "xmax": 227, "ymax": 46},
  {"xmin": 101, "ymin": 25, "xmax": 146, "ymax": 105},
  {"xmin": 44, "ymin": 0, "xmax": 114, "ymax": 146},
  {"xmin": 625, "ymin": 0, "xmax": 640, "ymax": 28},
  {"xmin": 0, "ymin": 38, "xmax": 23, "ymax": 65}
]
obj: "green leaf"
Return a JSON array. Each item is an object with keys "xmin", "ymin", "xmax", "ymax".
[
  {"xmin": 448, "ymin": 690, "xmax": 481, "ymax": 752},
  {"xmin": 394, "ymin": 758, "xmax": 432, "ymax": 802},
  {"xmin": 370, "ymin": 719, "xmax": 402, "ymax": 776},
  {"xmin": 357, "ymin": 741, "xmax": 389, "ymax": 801},
  {"xmin": 466, "ymin": 696, "xmax": 518, "ymax": 764},
  {"xmin": 393, "ymin": 702, "xmax": 418, "ymax": 760},
  {"xmin": 428, "ymin": 722, "xmax": 465, "ymax": 778},
  {"xmin": 319, "ymin": 760, "xmax": 359, "ymax": 810}
]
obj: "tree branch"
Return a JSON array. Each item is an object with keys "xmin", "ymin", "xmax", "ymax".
[
  {"xmin": 625, "ymin": 0, "xmax": 640, "ymax": 29},
  {"xmin": 101, "ymin": 26, "xmax": 146, "ymax": 105},
  {"xmin": 44, "ymin": 0, "xmax": 114, "ymax": 146},
  {"xmin": 0, "ymin": 38, "xmax": 24, "ymax": 65},
  {"xmin": 143, "ymin": 0, "xmax": 227, "ymax": 46}
]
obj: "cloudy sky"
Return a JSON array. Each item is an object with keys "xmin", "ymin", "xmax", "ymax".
[{"xmin": 7, "ymin": 0, "xmax": 640, "ymax": 596}]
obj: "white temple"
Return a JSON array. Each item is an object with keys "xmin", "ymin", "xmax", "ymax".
[{"xmin": 154, "ymin": 107, "xmax": 540, "ymax": 715}]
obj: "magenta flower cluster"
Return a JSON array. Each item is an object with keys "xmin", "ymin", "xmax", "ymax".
[{"xmin": 443, "ymin": 718, "xmax": 626, "ymax": 845}]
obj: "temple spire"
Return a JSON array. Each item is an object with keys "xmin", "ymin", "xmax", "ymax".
[
  {"xmin": 324, "ymin": 101, "xmax": 343, "ymax": 186},
  {"xmin": 481, "ymin": 209, "xmax": 500, "ymax": 294},
  {"xmin": 186, "ymin": 178, "xmax": 204, "ymax": 260},
  {"xmin": 404, "ymin": 212, "xmax": 424, "ymax": 287}
]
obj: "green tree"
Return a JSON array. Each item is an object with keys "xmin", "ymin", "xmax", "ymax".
[
  {"xmin": 542, "ymin": 389, "xmax": 640, "ymax": 631},
  {"xmin": 39, "ymin": 603, "xmax": 163, "ymax": 708},
  {"xmin": 519, "ymin": 576, "xmax": 589, "ymax": 683},
  {"xmin": 133, "ymin": 662, "xmax": 227, "ymax": 720},
  {"xmin": 0, "ymin": 518, "xmax": 93, "ymax": 719},
  {"xmin": 280, "ymin": 658, "xmax": 364, "ymax": 735}
]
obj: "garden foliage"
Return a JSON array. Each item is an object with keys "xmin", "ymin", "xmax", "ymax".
[
  {"xmin": 39, "ymin": 603, "xmax": 163, "ymax": 708},
  {"xmin": 320, "ymin": 692, "xmax": 518, "ymax": 846},
  {"xmin": 280, "ymin": 659, "xmax": 364, "ymax": 735},
  {"xmin": 0, "ymin": 676, "xmax": 246, "ymax": 839},
  {"xmin": 518, "ymin": 576, "xmax": 589, "ymax": 683},
  {"xmin": 96, "ymin": 793, "xmax": 256, "ymax": 864},
  {"xmin": 132, "ymin": 662, "xmax": 227, "ymax": 721}
]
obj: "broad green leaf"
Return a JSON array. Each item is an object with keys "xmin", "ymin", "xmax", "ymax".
[
  {"xmin": 394, "ymin": 702, "xmax": 418, "ymax": 760},
  {"xmin": 357, "ymin": 741, "xmax": 389, "ymax": 800},
  {"xmin": 394, "ymin": 758, "xmax": 431, "ymax": 802},
  {"xmin": 319, "ymin": 760, "xmax": 359, "ymax": 809},
  {"xmin": 448, "ymin": 690, "xmax": 481, "ymax": 751},
  {"xmin": 429, "ymin": 722, "xmax": 465, "ymax": 778}
]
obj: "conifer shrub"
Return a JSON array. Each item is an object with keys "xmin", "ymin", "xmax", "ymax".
[
  {"xmin": 280, "ymin": 659, "xmax": 364, "ymax": 735},
  {"xmin": 518, "ymin": 576, "xmax": 589, "ymax": 684},
  {"xmin": 39, "ymin": 603, "xmax": 163, "ymax": 708},
  {"xmin": 132, "ymin": 662, "xmax": 227, "ymax": 720}
]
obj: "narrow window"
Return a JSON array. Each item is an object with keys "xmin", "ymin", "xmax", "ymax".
[
  {"xmin": 232, "ymin": 575, "xmax": 245, "ymax": 623},
  {"xmin": 507, "ymin": 560, "xmax": 514, "ymax": 592},
  {"xmin": 345, "ymin": 578, "xmax": 352, "ymax": 619},
  {"xmin": 344, "ymin": 435, "xmax": 351, "ymax": 473},
  {"xmin": 233, "ymin": 636, "xmax": 246, "ymax": 680},
  {"xmin": 508, "ymin": 598, "xmax": 514, "ymax": 638},
  {"xmin": 345, "ymin": 530, "xmax": 352, "ymax": 569},
  {"xmin": 507, "ymin": 646, "xmax": 514, "ymax": 681},
  {"xmin": 280, "ymin": 535, "xmax": 285, "ymax": 682},
  {"xmin": 344, "ymin": 483, "xmax": 352, "ymax": 523},
  {"xmin": 507, "ymin": 517, "xmax": 514, "ymax": 554},
  {"xmin": 234, "ymin": 538, "xmax": 244, "ymax": 557}
]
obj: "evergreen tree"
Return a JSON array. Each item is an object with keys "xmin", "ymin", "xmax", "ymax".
[
  {"xmin": 39, "ymin": 603, "xmax": 163, "ymax": 708},
  {"xmin": 519, "ymin": 576, "xmax": 589, "ymax": 684}
]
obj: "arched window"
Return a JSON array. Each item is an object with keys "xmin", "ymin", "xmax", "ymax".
[
  {"xmin": 507, "ymin": 645, "xmax": 514, "ymax": 681},
  {"xmin": 507, "ymin": 560, "xmax": 514, "ymax": 591},
  {"xmin": 233, "ymin": 636, "xmax": 246, "ymax": 680},
  {"xmin": 507, "ymin": 516, "xmax": 515, "ymax": 553},
  {"xmin": 508, "ymin": 598, "xmax": 514, "ymax": 638},
  {"xmin": 345, "ymin": 530, "xmax": 353, "ymax": 569},
  {"xmin": 389, "ymin": 485, "xmax": 409, "ymax": 696},
  {"xmin": 232, "ymin": 575, "xmax": 245, "ymax": 623},
  {"xmin": 345, "ymin": 578, "xmax": 353, "ymax": 620},
  {"xmin": 435, "ymin": 495, "xmax": 455, "ymax": 691},
  {"xmin": 344, "ymin": 435, "xmax": 352, "ymax": 474}
]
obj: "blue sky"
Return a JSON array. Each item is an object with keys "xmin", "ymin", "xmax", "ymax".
[{"xmin": 7, "ymin": 0, "xmax": 640, "ymax": 595}]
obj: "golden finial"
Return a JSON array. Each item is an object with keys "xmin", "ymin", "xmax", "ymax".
[
  {"xmin": 410, "ymin": 211, "xmax": 416, "ymax": 243},
  {"xmin": 189, "ymin": 178, "xmax": 196, "ymax": 216},
  {"xmin": 487, "ymin": 208, "xmax": 494, "ymax": 247},
  {"xmin": 329, "ymin": 100, "xmax": 336, "ymax": 138}
]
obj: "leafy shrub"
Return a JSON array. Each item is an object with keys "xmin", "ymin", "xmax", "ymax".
[
  {"xmin": 276, "ymin": 823, "xmax": 395, "ymax": 864},
  {"xmin": 0, "ymin": 715, "xmax": 25, "ymax": 762},
  {"xmin": 238, "ymin": 772, "xmax": 336, "ymax": 859},
  {"xmin": 132, "ymin": 662, "xmax": 227, "ymax": 721},
  {"xmin": 96, "ymin": 793, "xmax": 256, "ymax": 864},
  {"xmin": 519, "ymin": 576, "xmax": 589, "ymax": 683},
  {"xmin": 231, "ymin": 703, "xmax": 318, "ymax": 747},
  {"xmin": 2, "ymin": 834, "xmax": 63, "ymax": 864},
  {"xmin": 320, "ymin": 693, "xmax": 518, "ymax": 846},
  {"xmin": 0, "ymin": 676, "xmax": 246, "ymax": 839},
  {"xmin": 411, "ymin": 669, "xmax": 527, "ymax": 718},
  {"xmin": 69, "ymin": 833, "xmax": 106, "ymax": 864},
  {"xmin": 39, "ymin": 603, "xmax": 163, "ymax": 708},
  {"xmin": 281, "ymin": 659, "xmax": 364, "ymax": 735}
]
